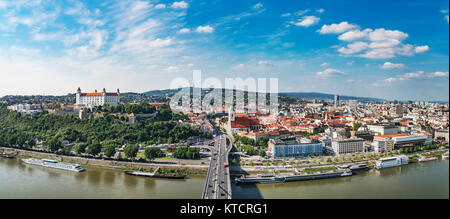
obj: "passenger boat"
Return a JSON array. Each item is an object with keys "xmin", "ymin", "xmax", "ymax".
[
  {"xmin": 375, "ymin": 155, "xmax": 408, "ymax": 169},
  {"xmin": 418, "ymin": 156, "xmax": 438, "ymax": 162},
  {"xmin": 124, "ymin": 171, "xmax": 185, "ymax": 179},
  {"xmin": 342, "ymin": 164, "xmax": 370, "ymax": 171},
  {"xmin": 22, "ymin": 158, "xmax": 84, "ymax": 172},
  {"xmin": 442, "ymin": 152, "xmax": 449, "ymax": 159},
  {"xmin": 235, "ymin": 169, "xmax": 352, "ymax": 184}
]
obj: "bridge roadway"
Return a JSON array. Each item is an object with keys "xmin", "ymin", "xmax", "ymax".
[{"xmin": 202, "ymin": 124, "xmax": 233, "ymax": 199}]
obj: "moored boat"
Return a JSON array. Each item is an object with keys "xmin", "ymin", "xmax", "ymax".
[
  {"xmin": 235, "ymin": 169, "xmax": 352, "ymax": 184},
  {"xmin": 442, "ymin": 152, "xmax": 449, "ymax": 159},
  {"xmin": 418, "ymin": 156, "xmax": 438, "ymax": 162},
  {"xmin": 22, "ymin": 158, "xmax": 84, "ymax": 172},
  {"xmin": 124, "ymin": 170, "xmax": 186, "ymax": 179},
  {"xmin": 1, "ymin": 154, "xmax": 15, "ymax": 159},
  {"xmin": 375, "ymin": 155, "xmax": 408, "ymax": 169}
]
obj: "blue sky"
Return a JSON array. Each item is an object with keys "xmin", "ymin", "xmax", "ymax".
[{"xmin": 0, "ymin": 0, "xmax": 448, "ymax": 101}]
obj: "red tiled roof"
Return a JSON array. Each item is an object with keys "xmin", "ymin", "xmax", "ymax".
[
  {"xmin": 231, "ymin": 116, "xmax": 260, "ymax": 128},
  {"xmin": 81, "ymin": 92, "xmax": 118, "ymax": 97}
]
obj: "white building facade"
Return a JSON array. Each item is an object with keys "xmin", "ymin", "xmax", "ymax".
[
  {"xmin": 332, "ymin": 138, "xmax": 365, "ymax": 155},
  {"xmin": 76, "ymin": 87, "xmax": 120, "ymax": 108}
]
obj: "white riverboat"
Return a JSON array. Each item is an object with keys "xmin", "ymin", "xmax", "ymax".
[
  {"xmin": 375, "ymin": 155, "xmax": 409, "ymax": 169},
  {"xmin": 22, "ymin": 158, "xmax": 84, "ymax": 172}
]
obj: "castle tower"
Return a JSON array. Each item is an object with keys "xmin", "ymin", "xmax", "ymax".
[{"xmin": 76, "ymin": 87, "xmax": 81, "ymax": 106}]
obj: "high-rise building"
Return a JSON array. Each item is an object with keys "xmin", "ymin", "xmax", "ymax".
[
  {"xmin": 334, "ymin": 95, "xmax": 340, "ymax": 108},
  {"xmin": 395, "ymin": 105, "xmax": 403, "ymax": 115}
]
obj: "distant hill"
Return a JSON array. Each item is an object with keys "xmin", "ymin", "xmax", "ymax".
[
  {"xmin": 142, "ymin": 88, "xmax": 386, "ymax": 102},
  {"xmin": 143, "ymin": 89, "xmax": 181, "ymax": 96},
  {"xmin": 280, "ymin": 92, "xmax": 386, "ymax": 102}
]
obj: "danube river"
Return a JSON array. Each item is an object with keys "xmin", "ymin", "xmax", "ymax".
[
  {"xmin": 0, "ymin": 157, "xmax": 205, "ymax": 199},
  {"xmin": 232, "ymin": 159, "xmax": 449, "ymax": 199},
  {"xmin": 1, "ymin": 157, "xmax": 448, "ymax": 199}
]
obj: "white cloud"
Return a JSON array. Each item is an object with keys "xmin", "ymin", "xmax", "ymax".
[
  {"xmin": 195, "ymin": 25, "xmax": 214, "ymax": 33},
  {"xmin": 281, "ymin": 13, "xmax": 291, "ymax": 17},
  {"xmin": 380, "ymin": 62, "xmax": 405, "ymax": 70},
  {"xmin": 316, "ymin": 68, "xmax": 345, "ymax": 78},
  {"xmin": 318, "ymin": 22, "xmax": 359, "ymax": 34},
  {"xmin": 347, "ymin": 61, "xmax": 355, "ymax": 66},
  {"xmin": 320, "ymin": 62, "xmax": 330, "ymax": 67},
  {"xmin": 431, "ymin": 72, "xmax": 449, "ymax": 77},
  {"xmin": 164, "ymin": 66, "xmax": 181, "ymax": 72},
  {"xmin": 155, "ymin": 4, "xmax": 166, "ymax": 9},
  {"xmin": 377, "ymin": 71, "xmax": 449, "ymax": 86},
  {"xmin": 294, "ymin": 16, "xmax": 320, "ymax": 27},
  {"xmin": 253, "ymin": 3, "xmax": 263, "ymax": 9},
  {"xmin": 178, "ymin": 28, "xmax": 191, "ymax": 34},
  {"xmin": 171, "ymin": 1, "xmax": 188, "ymax": 9},
  {"xmin": 316, "ymin": 9, "xmax": 325, "ymax": 13},
  {"xmin": 258, "ymin": 60, "xmax": 275, "ymax": 67},
  {"xmin": 295, "ymin": 10, "xmax": 310, "ymax": 16},
  {"xmin": 368, "ymin": 28, "xmax": 409, "ymax": 42},
  {"xmin": 338, "ymin": 42, "xmax": 369, "ymax": 55},
  {"xmin": 441, "ymin": 10, "xmax": 449, "ymax": 24},
  {"xmin": 338, "ymin": 28, "xmax": 372, "ymax": 41},
  {"xmin": 324, "ymin": 23, "xmax": 428, "ymax": 59},
  {"xmin": 0, "ymin": 1, "xmax": 7, "ymax": 9},
  {"xmin": 232, "ymin": 64, "xmax": 245, "ymax": 70},
  {"xmin": 414, "ymin": 45, "xmax": 430, "ymax": 53}
]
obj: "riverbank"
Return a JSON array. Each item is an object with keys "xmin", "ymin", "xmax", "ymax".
[
  {"xmin": 0, "ymin": 147, "xmax": 208, "ymax": 176},
  {"xmin": 231, "ymin": 148, "xmax": 449, "ymax": 175}
]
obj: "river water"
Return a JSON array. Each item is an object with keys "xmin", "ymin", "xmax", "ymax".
[
  {"xmin": 232, "ymin": 159, "xmax": 449, "ymax": 199},
  {"xmin": 0, "ymin": 157, "xmax": 205, "ymax": 199},
  {"xmin": 1, "ymin": 157, "xmax": 448, "ymax": 199}
]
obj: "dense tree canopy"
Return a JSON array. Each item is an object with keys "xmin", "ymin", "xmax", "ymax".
[{"xmin": 0, "ymin": 106, "xmax": 206, "ymax": 157}]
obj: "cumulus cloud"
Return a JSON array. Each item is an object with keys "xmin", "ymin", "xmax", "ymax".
[
  {"xmin": 316, "ymin": 68, "xmax": 345, "ymax": 78},
  {"xmin": 195, "ymin": 25, "xmax": 214, "ymax": 33},
  {"xmin": 338, "ymin": 42, "xmax": 369, "ymax": 55},
  {"xmin": 177, "ymin": 28, "xmax": 191, "ymax": 34},
  {"xmin": 155, "ymin": 4, "xmax": 166, "ymax": 9},
  {"xmin": 318, "ymin": 22, "xmax": 359, "ymax": 34},
  {"xmin": 376, "ymin": 71, "xmax": 449, "ymax": 86},
  {"xmin": 414, "ymin": 45, "xmax": 430, "ymax": 53},
  {"xmin": 338, "ymin": 28, "xmax": 372, "ymax": 41},
  {"xmin": 294, "ymin": 16, "xmax": 320, "ymax": 27},
  {"xmin": 171, "ymin": 1, "xmax": 188, "ymax": 9},
  {"xmin": 320, "ymin": 21, "xmax": 429, "ymax": 59},
  {"xmin": 320, "ymin": 62, "xmax": 330, "ymax": 67},
  {"xmin": 380, "ymin": 62, "xmax": 405, "ymax": 70}
]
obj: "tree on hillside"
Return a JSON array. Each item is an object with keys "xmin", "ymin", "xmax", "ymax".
[
  {"xmin": 46, "ymin": 138, "xmax": 61, "ymax": 152},
  {"xmin": 87, "ymin": 141, "xmax": 102, "ymax": 156},
  {"xmin": 144, "ymin": 147, "xmax": 163, "ymax": 161},
  {"xmin": 124, "ymin": 144, "xmax": 139, "ymax": 160},
  {"xmin": 74, "ymin": 143, "xmax": 88, "ymax": 155},
  {"xmin": 103, "ymin": 144, "xmax": 117, "ymax": 158}
]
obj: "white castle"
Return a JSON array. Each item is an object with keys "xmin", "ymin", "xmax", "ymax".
[{"xmin": 76, "ymin": 87, "xmax": 120, "ymax": 108}]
